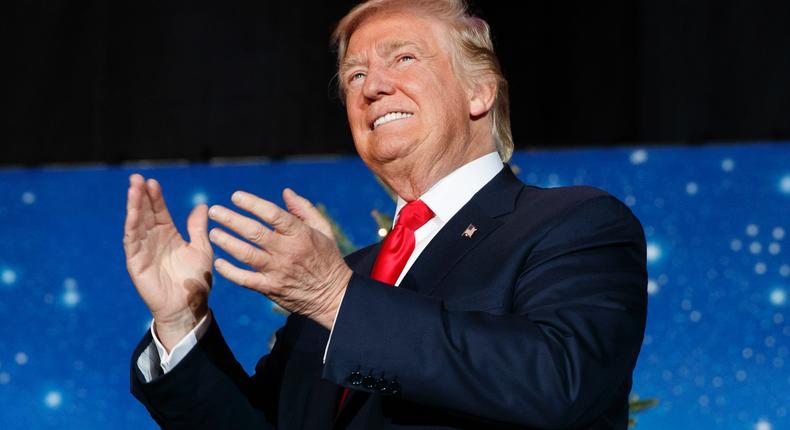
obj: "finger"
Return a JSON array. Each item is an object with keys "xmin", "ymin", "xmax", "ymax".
[
  {"xmin": 214, "ymin": 258, "xmax": 271, "ymax": 294},
  {"xmin": 123, "ymin": 185, "xmax": 144, "ymax": 254},
  {"xmin": 231, "ymin": 191, "xmax": 302, "ymax": 236},
  {"xmin": 145, "ymin": 178, "xmax": 176, "ymax": 226},
  {"xmin": 209, "ymin": 228, "xmax": 268, "ymax": 269},
  {"xmin": 208, "ymin": 204, "xmax": 274, "ymax": 247},
  {"xmin": 282, "ymin": 188, "xmax": 334, "ymax": 238},
  {"xmin": 127, "ymin": 174, "xmax": 145, "ymax": 211},
  {"xmin": 187, "ymin": 204, "xmax": 212, "ymax": 254},
  {"xmin": 124, "ymin": 174, "xmax": 148, "ymax": 250}
]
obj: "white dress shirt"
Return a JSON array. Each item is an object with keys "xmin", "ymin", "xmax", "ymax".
[{"xmin": 138, "ymin": 152, "xmax": 503, "ymax": 381}]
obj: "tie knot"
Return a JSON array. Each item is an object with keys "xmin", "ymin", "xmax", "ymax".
[{"xmin": 395, "ymin": 199, "xmax": 434, "ymax": 231}]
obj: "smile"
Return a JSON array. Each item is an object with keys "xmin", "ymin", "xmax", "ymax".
[{"xmin": 372, "ymin": 112, "xmax": 413, "ymax": 129}]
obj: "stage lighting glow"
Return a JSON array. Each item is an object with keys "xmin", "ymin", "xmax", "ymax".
[
  {"xmin": 630, "ymin": 149, "xmax": 648, "ymax": 165},
  {"xmin": 191, "ymin": 191, "xmax": 209, "ymax": 206},
  {"xmin": 770, "ymin": 288, "xmax": 787, "ymax": 306},
  {"xmin": 780, "ymin": 175, "xmax": 790, "ymax": 194},
  {"xmin": 647, "ymin": 279, "xmax": 659, "ymax": 295},
  {"xmin": 44, "ymin": 391, "xmax": 62, "ymax": 409},
  {"xmin": 755, "ymin": 419, "xmax": 772, "ymax": 430},
  {"xmin": 646, "ymin": 242, "xmax": 662, "ymax": 264},
  {"xmin": 1, "ymin": 269, "xmax": 17, "ymax": 285},
  {"xmin": 63, "ymin": 290, "xmax": 81, "ymax": 307},
  {"xmin": 22, "ymin": 192, "xmax": 36, "ymax": 204}
]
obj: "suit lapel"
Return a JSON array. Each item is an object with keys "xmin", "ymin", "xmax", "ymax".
[
  {"xmin": 399, "ymin": 201, "xmax": 501, "ymax": 295},
  {"xmin": 399, "ymin": 165, "xmax": 523, "ymax": 296}
]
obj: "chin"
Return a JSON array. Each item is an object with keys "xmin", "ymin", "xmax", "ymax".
[{"xmin": 360, "ymin": 137, "xmax": 416, "ymax": 165}]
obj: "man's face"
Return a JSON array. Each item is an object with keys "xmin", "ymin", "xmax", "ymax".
[{"xmin": 341, "ymin": 13, "xmax": 474, "ymax": 176}]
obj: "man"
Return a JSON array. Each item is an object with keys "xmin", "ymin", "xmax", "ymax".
[{"xmin": 125, "ymin": 0, "xmax": 647, "ymax": 428}]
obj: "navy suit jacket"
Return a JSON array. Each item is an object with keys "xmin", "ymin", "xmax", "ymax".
[{"xmin": 131, "ymin": 166, "xmax": 647, "ymax": 429}]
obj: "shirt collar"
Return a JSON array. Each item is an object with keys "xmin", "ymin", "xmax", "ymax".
[{"xmin": 394, "ymin": 152, "xmax": 504, "ymax": 224}]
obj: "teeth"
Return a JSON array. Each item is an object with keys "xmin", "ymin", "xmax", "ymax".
[{"xmin": 373, "ymin": 112, "xmax": 413, "ymax": 129}]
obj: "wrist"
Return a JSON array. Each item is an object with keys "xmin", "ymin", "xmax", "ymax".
[
  {"xmin": 154, "ymin": 306, "xmax": 208, "ymax": 352},
  {"xmin": 314, "ymin": 266, "xmax": 352, "ymax": 330}
]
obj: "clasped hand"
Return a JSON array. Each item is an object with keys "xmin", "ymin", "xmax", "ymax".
[
  {"xmin": 123, "ymin": 174, "xmax": 351, "ymax": 352},
  {"xmin": 208, "ymin": 189, "xmax": 351, "ymax": 330}
]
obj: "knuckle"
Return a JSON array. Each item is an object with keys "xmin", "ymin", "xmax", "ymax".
[
  {"xmin": 241, "ymin": 246, "xmax": 255, "ymax": 265},
  {"xmin": 248, "ymin": 225, "xmax": 267, "ymax": 243},
  {"xmin": 268, "ymin": 210, "xmax": 282, "ymax": 225},
  {"xmin": 239, "ymin": 271, "xmax": 257, "ymax": 288}
]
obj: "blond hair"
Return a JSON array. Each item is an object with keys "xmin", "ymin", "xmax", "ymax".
[{"xmin": 332, "ymin": 0, "xmax": 513, "ymax": 162}]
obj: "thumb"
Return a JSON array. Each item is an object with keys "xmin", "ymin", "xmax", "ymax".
[
  {"xmin": 282, "ymin": 188, "xmax": 334, "ymax": 239},
  {"xmin": 186, "ymin": 204, "xmax": 213, "ymax": 254}
]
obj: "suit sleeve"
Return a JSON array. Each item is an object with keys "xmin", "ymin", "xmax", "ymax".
[
  {"xmin": 322, "ymin": 195, "xmax": 648, "ymax": 429},
  {"xmin": 130, "ymin": 317, "xmax": 285, "ymax": 429}
]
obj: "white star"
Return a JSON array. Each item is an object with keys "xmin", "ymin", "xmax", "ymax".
[
  {"xmin": 781, "ymin": 175, "xmax": 790, "ymax": 194},
  {"xmin": 1, "ymin": 269, "xmax": 17, "ymax": 285},
  {"xmin": 755, "ymin": 419, "xmax": 772, "ymax": 430},
  {"xmin": 630, "ymin": 150, "xmax": 648, "ymax": 165},
  {"xmin": 770, "ymin": 288, "xmax": 786, "ymax": 306},
  {"xmin": 44, "ymin": 391, "xmax": 62, "ymax": 409},
  {"xmin": 21, "ymin": 192, "xmax": 36, "ymax": 204},
  {"xmin": 646, "ymin": 243, "xmax": 662, "ymax": 264},
  {"xmin": 192, "ymin": 192, "xmax": 209, "ymax": 206}
]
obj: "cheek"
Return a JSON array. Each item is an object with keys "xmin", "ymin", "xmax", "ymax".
[{"xmin": 346, "ymin": 106, "xmax": 365, "ymax": 133}]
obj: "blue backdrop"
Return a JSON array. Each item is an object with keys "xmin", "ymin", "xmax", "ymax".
[{"xmin": 0, "ymin": 142, "xmax": 788, "ymax": 429}]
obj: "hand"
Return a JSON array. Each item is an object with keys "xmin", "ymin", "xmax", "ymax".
[
  {"xmin": 207, "ymin": 188, "xmax": 352, "ymax": 330},
  {"xmin": 123, "ymin": 174, "xmax": 214, "ymax": 350}
]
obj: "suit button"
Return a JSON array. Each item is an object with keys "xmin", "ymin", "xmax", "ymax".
[
  {"xmin": 362, "ymin": 375, "xmax": 376, "ymax": 389},
  {"xmin": 374, "ymin": 378, "xmax": 388, "ymax": 393},
  {"xmin": 387, "ymin": 381, "xmax": 401, "ymax": 396},
  {"xmin": 349, "ymin": 371, "xmax": 363, "ymax": 386}
]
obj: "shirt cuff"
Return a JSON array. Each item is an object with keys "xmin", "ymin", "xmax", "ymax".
[
  {"xmin": 323, "ymin": 288, "xmax": 348, "ymax": 363},
  {"xmin": 136, "ymin": 311, "xmax": 212, "ymax": 382}
]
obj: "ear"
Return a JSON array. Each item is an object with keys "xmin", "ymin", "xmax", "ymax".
[{"xmin": 468, "ymin": 76, "xmax": 497, "ymax": 117}]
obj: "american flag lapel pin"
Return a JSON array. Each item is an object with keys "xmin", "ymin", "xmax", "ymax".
[{"xmin": 461, "ymin": 224, "xmax": 478, "ymax": 238}]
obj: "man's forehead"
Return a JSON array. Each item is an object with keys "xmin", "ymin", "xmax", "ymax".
[
  {"xmin": 342, "ymin": 35, "xmax": 426, "ymax": 73},
  {"xmin": 342, "ymin": 15, "xmax": 448, "ymax": 69}
]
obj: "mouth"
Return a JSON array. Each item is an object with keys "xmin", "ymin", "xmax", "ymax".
[{"xmin": 371, "ymin": 112, "xmax": 413, "ymax": 130}]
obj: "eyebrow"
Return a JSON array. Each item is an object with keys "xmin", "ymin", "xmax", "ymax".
[
  {"xmin": 340, "ymin": 39, "xmax": 423, "ymax": 76},
  {"xmin": 376, "ymin": 39, "xmax": 421, "ymax": 58}
]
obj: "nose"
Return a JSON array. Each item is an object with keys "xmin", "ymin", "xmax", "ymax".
[{"xmin": 361, "ymin": 66, "xmax": 395, "ymax": 100}]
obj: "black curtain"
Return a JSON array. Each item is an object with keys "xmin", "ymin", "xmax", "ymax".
[{"xmin": 5, "ymin": 0, "xmax": 790, "ymax": 166}]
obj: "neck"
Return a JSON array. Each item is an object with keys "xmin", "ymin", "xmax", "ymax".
[{"xmin": 376, "ymin": 138, "xmax": 495, "ymax": 202}]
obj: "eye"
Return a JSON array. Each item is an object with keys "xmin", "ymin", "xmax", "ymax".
[
  {"xmin": 397, "ymin": 54, "xmax": 415, "ymax": 63},
  {"xmin": 348, "ymin": 72, "xmax": 366, "ymax": 83}
]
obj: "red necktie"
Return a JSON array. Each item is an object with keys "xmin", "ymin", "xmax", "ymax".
[
  {"xmin": 336, "ymin": 199, "xmax": 434, "ymax": 413},
  {"xmin": 370, "ymin": 199, "xmax": 435, "ymax": 285}
]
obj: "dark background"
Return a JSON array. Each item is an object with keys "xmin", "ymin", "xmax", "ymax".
[{"xmin": 5, "ymin": 0, "xmax": 790, "ymax": 166}]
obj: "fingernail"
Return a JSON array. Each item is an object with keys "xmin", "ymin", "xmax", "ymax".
[
  {"xmin": 208, "ymin": 206, "xmax": 219, "ymax": 218},
  {"xmin": 209, "ymin": 228, "xmax": 219, "ymax": 241},
  {"xmin": 231, "ymin": 192, "xmax": 243, "ymax": 203}
]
